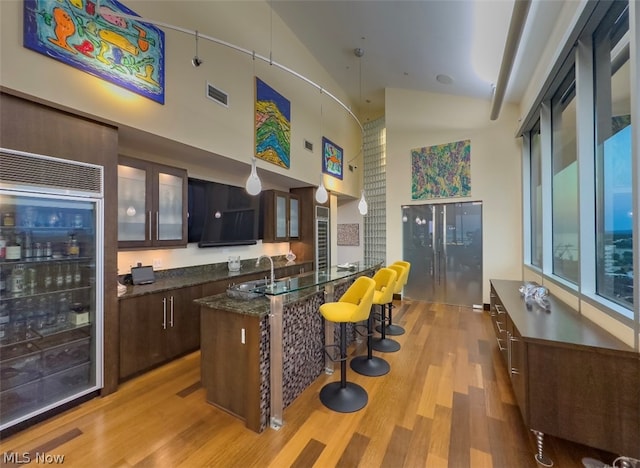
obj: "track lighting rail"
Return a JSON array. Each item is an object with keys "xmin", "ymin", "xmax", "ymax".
[{"xmin": 94, "ymin": 0, "xmax": 363, "ymax": 132}]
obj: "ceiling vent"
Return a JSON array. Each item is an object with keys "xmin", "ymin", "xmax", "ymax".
[{"xmin": 206, "ymin": 82, "xmax": 229, "ymax": 107}]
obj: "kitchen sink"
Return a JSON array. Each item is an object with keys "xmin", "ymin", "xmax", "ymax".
[{"xmin": 226, "ymin": 279, "xmax": 269, "ymax": 300}]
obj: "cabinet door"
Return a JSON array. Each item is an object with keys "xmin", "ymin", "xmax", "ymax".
[
  {"xmin": 288, "ymin": 195, "xmax": 299, "ymax": 238},
  {"xmin": 119, "ymin": 293, "xmax": 166, "ymax": 379},
  {"xmin": 153, "ymin": 165, "xmax": 187, "ymax": 246},
  {"xmin": 118, "ymin": 157, "xmax": 187, "ymax": 249},
  {"xmin": 118, "ymin": 157, "xmax": 153, "ymax": 248},
  {"xmin": 275, "ymin": 192, "xmax": 288, "ymax": 240},
  {"xmin": 166, "ymin": 285, "xmax": 201, "ymax": 358}
]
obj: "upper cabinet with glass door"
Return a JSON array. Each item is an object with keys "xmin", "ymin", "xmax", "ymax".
[
  {"xmin": 261, "ymin": 190, "xmax": 299, "ymax": 242},
  {"xmin": 117, "ymin": 156, "xmax": 187, "ymax": 249}
]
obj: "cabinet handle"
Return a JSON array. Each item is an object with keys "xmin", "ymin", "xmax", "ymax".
[
  {"xmin": 162, "ymin": 297, "xmax": 167, "ymax": 330},
  {"xmin": 156, "ymin": 211, "xmax": 159, "ymax": 241},
  {"xmin": 507, "ymin": 332, "xmax": 521, "ymax": 376},
  {"xmin": 495, "ymin": 304, "xmax": 505, "ymax": 314},
  {"xmin": 496, "ymin": 336, "xmax": 506, "ymax": 351},
  {"xmin": 496, "ymin": 320, "xmax": 506, "ymax": 334},
  {"xmin": 148, "ymin": 211, "xmax": 152, "ymax": 241},
  {"xmin": 169, "ymin": 296, "xmax": 174, "ymax": 327},
  {"xmin": 509, "ymin": 334, "xmax": 520, "ymax": 375}
]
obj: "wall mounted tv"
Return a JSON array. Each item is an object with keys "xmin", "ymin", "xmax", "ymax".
[{"xmin": 188, "ymin": 177, "xmax": 261, "ymax": 247}]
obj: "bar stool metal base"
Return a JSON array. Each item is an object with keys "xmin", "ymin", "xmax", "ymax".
[
  {"xmin": 371, "ymin": 337, "xmax": 401, "ymax": 353},
  {"xmin": 376, "ymin": 323, "xmax": 406, "ymax": 336},
  {"xmin": 350, "ymin": 355, "xmax": 390, "ymax": 376},
  {"xmin": 319, "ymin": 382, "xmax": 368, "ymax": 413}
]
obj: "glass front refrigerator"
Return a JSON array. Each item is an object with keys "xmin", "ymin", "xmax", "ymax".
[{"xmin": 0, "ymin": 148, "xmax": 103, "ymax": 432}]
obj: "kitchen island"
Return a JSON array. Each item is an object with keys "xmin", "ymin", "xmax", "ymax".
[{"xmin": 195, "ymin": 262, "xmax": 380, "ymax": 432}]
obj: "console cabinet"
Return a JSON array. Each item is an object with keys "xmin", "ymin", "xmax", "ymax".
[{"xmin": 489, "ymin": 279, "xmax": 640, "ymax": 463}]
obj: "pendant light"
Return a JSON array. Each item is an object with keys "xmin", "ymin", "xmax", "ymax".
[
  {"xmin": 315, "ymin": 91, "xmax": 328, "ymax": 203},
  {"xmin": 245, "ymin": 157, "xmax": 262, "ymax": 195},
  {"xmin": 316, "ymin": 176, "xmax": 328, "ymax": 204},
  {"xmin": 358, "ymin": 189, "xmax": 368, "ymax": 215},
  {"xmin": 355, "ymin": 46, "xmax": 368, "ymax": 216}
]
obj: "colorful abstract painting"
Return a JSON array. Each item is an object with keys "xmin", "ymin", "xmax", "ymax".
[
  {"xmin": 322, "ymin": 137, "xmax": 343, "ymax": 180},
  {"xmin": 255, "ymin": 77, "xmax": 290, "ymax": 169},
  {"xmin": 411, "ymin": 139, "xmax": 471, "ymax": 199},
  {"xmin": 23, "ymin": 0, "xmax": 165, "ymax": 104}
]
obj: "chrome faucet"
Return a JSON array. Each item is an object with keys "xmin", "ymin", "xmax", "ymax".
[{"xmin": 256, "ymin": 255, "xmax": 275, "ymax": 288}]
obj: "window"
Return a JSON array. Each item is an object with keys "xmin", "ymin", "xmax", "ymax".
[
  {"xmin": 593, "ymin": 3, "xmax": 633, "ymax": 312},
  {"xmin": 529, "ymin": 121, "xmax": 542, "ymax": 268},
  {"xmin": 551, "ymin": 69, "xmax": 579, "ymax": 284}
]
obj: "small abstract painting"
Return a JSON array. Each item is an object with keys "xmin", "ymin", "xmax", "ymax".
[
  {"xmin": 411, "ymin": 139, "xmax": 471, "ymax": 199},
  {"xmin": 255, "ymin": 77, "xmax": 291, "ymax": 169},
  {"xmin": 322, "ymin": 137, "xmax": 343, "ymax": 180},
  {"xmin": 337, "ymin": 223, "xmax": 359, "ymax": 246},
  {"xmin": 23, "ymin": 0, "xmax": 165, "ymax": 104}
]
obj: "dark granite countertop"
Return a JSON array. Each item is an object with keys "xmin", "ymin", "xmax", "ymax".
[
  {"xmin": 195, "ymin": 287, "xmax": 326, "ymax": 317},
  {"xmin": 118, "ymin": 257, "xmax": 312, "ymax": 300}
]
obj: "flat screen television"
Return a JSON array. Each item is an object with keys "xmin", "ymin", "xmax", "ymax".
[{"xmin": 188, "ymin": 177, "xmax": 260, "ymax": 247}]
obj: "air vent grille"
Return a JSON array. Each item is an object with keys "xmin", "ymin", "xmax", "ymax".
[
  {"xmin": 206, "ymin": 82, "xmax": 229, "ymax": 107},
  {"xmin": 0, "ymin": 149, "xmax": 103, "ymax": 196},
  {"xmin": 304, "ymin": 140, "xmax": 313, "ymax": 152}
]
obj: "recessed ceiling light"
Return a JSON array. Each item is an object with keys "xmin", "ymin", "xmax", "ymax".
[{"xmin": 436, "ymin": 74, "xmax": 454, "ymax": 85}]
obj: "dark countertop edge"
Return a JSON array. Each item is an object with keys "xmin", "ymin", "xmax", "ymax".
[
  {"xmin": 196, "ymin": 287, "xmax": 326, "ymax": 317},
  {"xmin": 118, "ymin": 260, "xmax": 313, "ymax": 299}
]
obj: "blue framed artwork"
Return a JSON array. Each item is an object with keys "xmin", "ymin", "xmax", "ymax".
[
  {"xmin": 255, "ymin": 77, "xmax": 291, "ymax": 169},
  {"xmin": 23, "ymin": 0, "xmax": 165, "ymax": 104},
  {"xmin": 322, "ymin": 137, "xmax": 343, "ymax": 180}
]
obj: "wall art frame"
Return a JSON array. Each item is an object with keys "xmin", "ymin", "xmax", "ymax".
[
  {"xmin": 23, "ymin": 0, "xmax": 165, "ymax": 104},
  {"xmin": 255, "ymin": 77, "xmax": 291, "ymax": 169},
  {"xmin": 411, "ymin": 139, "xmax": 471, "ymax": 199},
  {"xmin": 322, "ymin": 136, "xmax": 343, "ymax": 180}
]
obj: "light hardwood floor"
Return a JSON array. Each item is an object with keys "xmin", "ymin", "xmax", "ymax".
[{"xmin": 0, "ymin": 301, "xmax": 616, "ymax": 467}]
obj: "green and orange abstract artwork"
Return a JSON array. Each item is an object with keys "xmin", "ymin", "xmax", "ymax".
[
  {"xmin": 255, "ymin": 77, "xmax": 291, "ymax": 169},
  {"xmin": 411, "ymin": 139, "xmax": 471, "ymax": 199}
]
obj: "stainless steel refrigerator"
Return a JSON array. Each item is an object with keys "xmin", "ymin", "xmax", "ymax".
[
  {"xmin": 402, "ymin": 201, "xmax": 482, "ymax": 307},
  {"xmin": 0, "ymin": 148, "xmax": 103, "ymax": 432}
]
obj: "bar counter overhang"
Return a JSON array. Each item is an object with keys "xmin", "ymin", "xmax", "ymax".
[{"xmin": 195, "ymin": 261, "xmax": 381, "ymax": 432}]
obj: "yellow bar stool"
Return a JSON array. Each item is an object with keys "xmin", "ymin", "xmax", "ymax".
[
  {"xmin": 319, "ymin": 275, "xmax": 376, "ymax": 413},
  {"xmin": 351, "ymin": 267, "xmax": 397, "ymax": 377},
  {"xmin": 376, "ymin": 260, "xmax": 411, "ymax": 336},
  {"xmin": 371, "ymin": 263, "xmax": 403, "ymax": 353}
]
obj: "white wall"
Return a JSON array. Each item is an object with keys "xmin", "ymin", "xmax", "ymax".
[
  {"xmin": 385, "ymin": 88, "xmax": 523, "ymax": 304},
  {"xmin": 336, "ymin": 198, "xmax": 364, "ymax": 265}
]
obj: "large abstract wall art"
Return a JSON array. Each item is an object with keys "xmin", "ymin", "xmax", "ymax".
[
  {"xmin": 411, "ymin": 139, "xmax": 471, "ymax": 199},
  {"xmin": 24, "ymin": 0, "xmax": 165, "ymax": 104},
  {"xmin": 255, "ymin": 77, "xmax": 291, "ymax": 169}
]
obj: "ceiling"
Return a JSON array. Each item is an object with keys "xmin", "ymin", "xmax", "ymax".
[
  {"xmin": 270, "ymin": 0, "xmax": 565, "ymax": 120},
  {"xmin": 120, "ymin": 0, "xmax": 566, "ymax": 190}
]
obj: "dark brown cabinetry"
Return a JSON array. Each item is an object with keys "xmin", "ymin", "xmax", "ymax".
[
  {"xmin": 119, "ymin": 285, "xmax": 201, "ymax": 380},
  {"xmin": 289, "ymin": 186, "xmax": 330, "ymax": 269},
  {"xmin": 260, "ymin": 190, "xmax": 299, "ymax": 242},
  {"xmin": 489, "ymin": 279, "xmax": 640, "ymax": 462},
  {"xmin": 200, "ymin": 308, "xmax": 262, "ymax": 431},
  {"xmin": 117, "ymin": 156, "xmax": 187, "ymax": 249}
]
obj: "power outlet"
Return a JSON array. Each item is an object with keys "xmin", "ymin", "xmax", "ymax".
[{"xmin": 153, "ymin": 258, "xmax": 162, "ymax": 269}]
